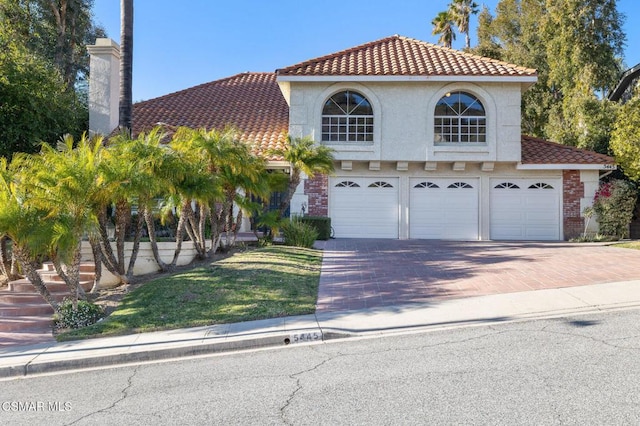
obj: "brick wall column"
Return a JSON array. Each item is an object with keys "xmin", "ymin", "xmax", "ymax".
[
  {"xmin": 563, "ymin": 170, "xmax": 584, "ymax": 240},
  {"xmin": 304, "ymin": 174, "xmax": 328, "ymax": 216}
]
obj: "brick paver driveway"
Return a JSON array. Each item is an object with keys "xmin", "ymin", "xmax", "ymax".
[{"xmin": 316, "ymin": 239, "xmax": 640, "ymax": 313}]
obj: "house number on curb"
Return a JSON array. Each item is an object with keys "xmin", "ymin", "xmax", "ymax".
[{"xmin": 288, "ymin": 332, "xmax": 322, "ymax": 343}]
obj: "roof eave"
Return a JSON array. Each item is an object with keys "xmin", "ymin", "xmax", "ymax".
[
  {"xmin": 517, "ymin": 163, "xmax": 617, "ymax": 171},
  {"xmin": 276, "ymin": 75, "xmax": 538, "ymax": 84}
]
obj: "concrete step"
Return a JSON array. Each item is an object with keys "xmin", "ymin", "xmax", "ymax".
[
  {"xmin": 9, "ymin": 280, "xmax": 93, "ymax": 293},
  {"xmin": 0, "ymin": 292, "xmax": 69, "ymax": 304},
  {"xmin": 40, "ymin": 262, "xmax": 96, "ymax": 273},
  {"xmin": 38, "ymin": 272, "xmax": 96, "ymax": 282},
  {"xmin": 0, "ymin": 303, "xmax": 54, "ymax": 317},
  {"xmin": 0, "ymin": 316, "xmax": 52, "ymax": 332}
]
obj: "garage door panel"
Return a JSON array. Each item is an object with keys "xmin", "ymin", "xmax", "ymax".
[
  {"xmin": 330, "ymin": 177, "xmax": 398, "ymax": 238},
  {"xmin": 491, "ymin": 179, "xmax": 560, "ymax": 240},
  {"xmin": 409, "ymin": 178, "xmax": 479, "ymax": 240}
]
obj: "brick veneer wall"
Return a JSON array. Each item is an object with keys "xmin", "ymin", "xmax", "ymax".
[
  {"xmin": 304, "ymin": 174, "xmax": 328, "ymax": 216},
  {"xmin": 563, "ymin": 170, "xmax": 583, "ymax": 240}
]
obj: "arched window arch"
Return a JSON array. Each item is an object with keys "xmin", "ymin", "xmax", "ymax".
[
  {"xmin": 322, "ymin": 90, "xmax": 373, "ymax": 142},
  {"xmin": 434, "ymin": 91, "xmax": 486, "ymax": 143}
]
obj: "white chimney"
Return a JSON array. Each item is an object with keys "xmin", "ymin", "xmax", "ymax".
[{"xmin": 87, "ymin": 38, "xmax": 120, "ymax": 136}]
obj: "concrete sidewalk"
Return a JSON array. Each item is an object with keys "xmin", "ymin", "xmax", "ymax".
[{"xmin": 1, "ymin": 279, "xmax": 639, "ymax": 379}]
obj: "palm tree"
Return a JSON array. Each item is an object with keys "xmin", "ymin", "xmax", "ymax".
[
  {"xmin": 0, "ymin": 158, "xmax": 62, "ymax": 313},
  {"xmin": 169, "ymin": 127, "xmax": 223, "ymax": 259},
  {"xmin": 98, "ymin": 128, "xmax": 180, "ymax": 277},
  {"xmin": 449, "ymin": 0, "xmax": 479, "ymax": 50},
  {"xmin": 432, "ymin": 10, "xmax": 456, "ymax": 49},
  {"xmin": 188, "ymin": 127, "xmax": 269, "ymax": 255},
  {"xmin": 119, "ymin": 0, "xmax": 133, "ymax": 133},
  {"xmin": 270, "ymin": 135, "xmax": 335, "ymax": 220},
  {"xmin": 18, "ymin": 134, "xmax": 105, "ymax": 306},
  {"xmin": 165, "ymin": 135, "xmax": 219, "ymax": 266}
]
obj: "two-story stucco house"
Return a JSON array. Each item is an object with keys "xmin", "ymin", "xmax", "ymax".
[{"xmin": 88, "ymin": 35, "xmax": 615, "ymax": 241}]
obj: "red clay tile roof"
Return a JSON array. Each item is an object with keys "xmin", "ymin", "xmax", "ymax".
[
  {"xmin": 132, "ymin": 72, "xmax": 289, "ymax": 155},
  {"xmin": 277, "ymin": 35, "xmax": 537, "ymax": 78},
  {"xmin": 521, "ymin": 135, "xmax": 615, "ymax": 165}
]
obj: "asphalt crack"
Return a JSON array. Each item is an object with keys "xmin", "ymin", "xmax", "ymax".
[
  {"xmin": 279, "ymin": 348, "xmax": 343, "ymax": 425},
  {"xmin": 65, "ymin": 365, "xmax": 141, "ymax": 425}
]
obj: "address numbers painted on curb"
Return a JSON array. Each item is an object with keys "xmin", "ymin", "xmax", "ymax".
[{"xmin": 290, "ymin": 331, "xmax": 322, "ymax": 343}]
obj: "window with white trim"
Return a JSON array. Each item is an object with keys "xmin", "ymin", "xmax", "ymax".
[
  {"xmin": 434, "ymin": 91, "xmax": 486, "ymax": 143},
  {"xmin": 528, "ymin": 183, "xmax": 554, "ymax": 189},
  {"xmin": 368, "ymin": 181, "xmax": 393, "ymax": 188},
  {"xmin": 322, "ymin": 90, "xmax": 373, "ymax": 142},
  {"xmin": 335, "ymin": 181, "xmax": 360, "ymax": 188},
  {"xmin": 495, "ymin": 182, "xmax": 520, "ymax": 189}
]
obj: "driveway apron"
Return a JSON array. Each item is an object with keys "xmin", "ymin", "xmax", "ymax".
[{"xmin": 316, "ymin": 239, "xmax": 640, "ymax": 313}]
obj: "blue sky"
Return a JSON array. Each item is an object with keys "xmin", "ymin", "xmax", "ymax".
[{"xmin": 92, "ymin": 0, "xmax": 640, "ymax": 102}]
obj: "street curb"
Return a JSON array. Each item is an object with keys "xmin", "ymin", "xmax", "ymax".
[
  {"xmin": 0, "ymin": 327, "xmax": 359, "ymax": 379},
  {"xmin": 0, "ymin": 333, "xmax": 306, "ymax": 379}
]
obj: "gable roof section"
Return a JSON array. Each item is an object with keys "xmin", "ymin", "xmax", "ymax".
[
  {"xmin": 520, "ymin": 135, "xmax": 615, "ymax": 169},
  {"xmin": 277, "ymin": 35, "xmax": 537, "ymax": 81},
  {"xmin": 132, "ymin": 72, "xmax": 289, "ymax": 154}
]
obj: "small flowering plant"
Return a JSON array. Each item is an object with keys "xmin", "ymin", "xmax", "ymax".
[{"xmin": 592, "ymin": 179, "xmax": 637, "ymax": 239}]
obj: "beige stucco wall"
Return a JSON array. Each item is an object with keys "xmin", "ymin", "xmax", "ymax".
[
  {"xmin": 81, "ymin": 241, "xmax": 203, "ymax": 288},
  {"xmin": 286, "ymin": 80, "xmax": 523, "ymax": 163},
  {"xmin": 87, "ymin": 38, "xmax": 120, "ymax": 136}
]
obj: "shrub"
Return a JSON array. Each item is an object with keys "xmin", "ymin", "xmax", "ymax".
[
  {"xmin": 54, "ymin": 299, "xmax": 105, "ymax": 330},
  {"xmin": 592, "ymin": 179, "xmax": 637, "ymax": 239},
  {"xmin": 298, "ymin": 216, "xmax": 332, "ymax": 240},
  {"xmin": 280, "ymin": 218, "xmax": 319, "ymax": 248}
]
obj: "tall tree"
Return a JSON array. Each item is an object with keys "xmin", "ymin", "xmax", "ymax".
[
  {"xmin": 449, "ymin": 0, "xmax": 479, "ymax": 49},
  {"xmin": 474, "ymin": 5, "xmax": 502, "ymax": 58},
  {"xmin": 119, "ymin": 0, "xmax": 133, "ymax": 133},
  {"xmin": 473, "ymin": 0, "xmax": 625, "ymax": 152},
  {"xmin": 431, "ymin": 10, "xmax": 456, "ymax": 48},
  {"xmin": 0, "ymin": 9, "xmax": 85, "ymax": 158},
  {"xmin": 611, "ymin": 94, "xmax": 640, "ymax": 180},
  {"xmin": 0, "ymin": 0, "xmax": 105, "ymax": 90}
]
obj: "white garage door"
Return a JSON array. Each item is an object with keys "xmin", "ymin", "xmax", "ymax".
[
  {"xmin": 330, "ymin": 177, "xmax": 399, "ymax": 238},
  {"xmin": 409, "ymin": 178, "xmax": 479, "ymax": 240},
  {"xmin": 490, "ymin": 179, "xmax": 560, "ymax": 240}
]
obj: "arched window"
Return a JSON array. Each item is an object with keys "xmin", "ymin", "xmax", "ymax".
[
  {"xmin": 322, "ymin": 90, "xmax": 373, "ymax": 142},
  {"xmin": 434, "ymin": 91, "xmax": 486, "ymax": 143}
]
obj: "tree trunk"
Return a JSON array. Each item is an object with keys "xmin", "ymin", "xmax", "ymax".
[
  {"xmin": 0, "ymin": 236, "xmax": 20, "ymax": 281},
  {"xmin": 114, "ymin": 199, "xmax": 130, "ymax": 275},
  {"xmin": 13, "ymin": 246, "xmax": 60, "ymax": 314},
  {"xmin": 182, "ymin": 201, "xmax": 207, "ymax": 259},
  {"xmin": 89, "ymin": 235, "xmax": 102, "ymax": 293},
  {"xmin": 119, "ymin": 0, "xmax": 134, "ymax": 133},
  {"xmin": 126, "ymin": 210, "xmax": 144, "ymax": 279},
  {"xmin": 51, "ymin": 244, "xmax": 87, "ymax": 308},
  {"xmin": 209, "ymin": 202, "xmax": 226, "ymax": 256},
  {"xmin": 170, "ymin": 203, "xmax": 189, "ymax": 268},
  {"xmin": 278, "ymin": 170, "xmax": 301, "ymax": 219},
  {"xmin": 142, "ymin": 205, "xmax": 168, "ymax": 271},
  {"xmin": 97, "ymin": 205, "xmax": 129, "ymax": 285}
]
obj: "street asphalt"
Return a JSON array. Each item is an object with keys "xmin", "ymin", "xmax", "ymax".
[{"xmin": 1, "ymin": 279, "xmax": 639, "ymax": 379}]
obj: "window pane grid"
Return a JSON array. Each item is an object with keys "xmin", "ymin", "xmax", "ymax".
[
  {"xmin": 322, "ymin": 90, "xmax": 373, "ymax": 143},
  {"xmin": 435, "ymin": 116, "xmax": 486, "ymax": 143},
  {"xmin": 322, "ymin": 115, "xmax": 372, "ymax": 142},
  {"xmin": 434, "ymin": 91, "xmax": 486, "ymax": 143}
]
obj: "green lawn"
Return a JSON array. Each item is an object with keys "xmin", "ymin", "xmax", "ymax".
[
  {"xmin": 613, "ymin": 241, "xmax": 640, "ymax": 250},
  {"xmin": 57, "ymin": 245, "xmax": 323, "ymax": 341}
]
